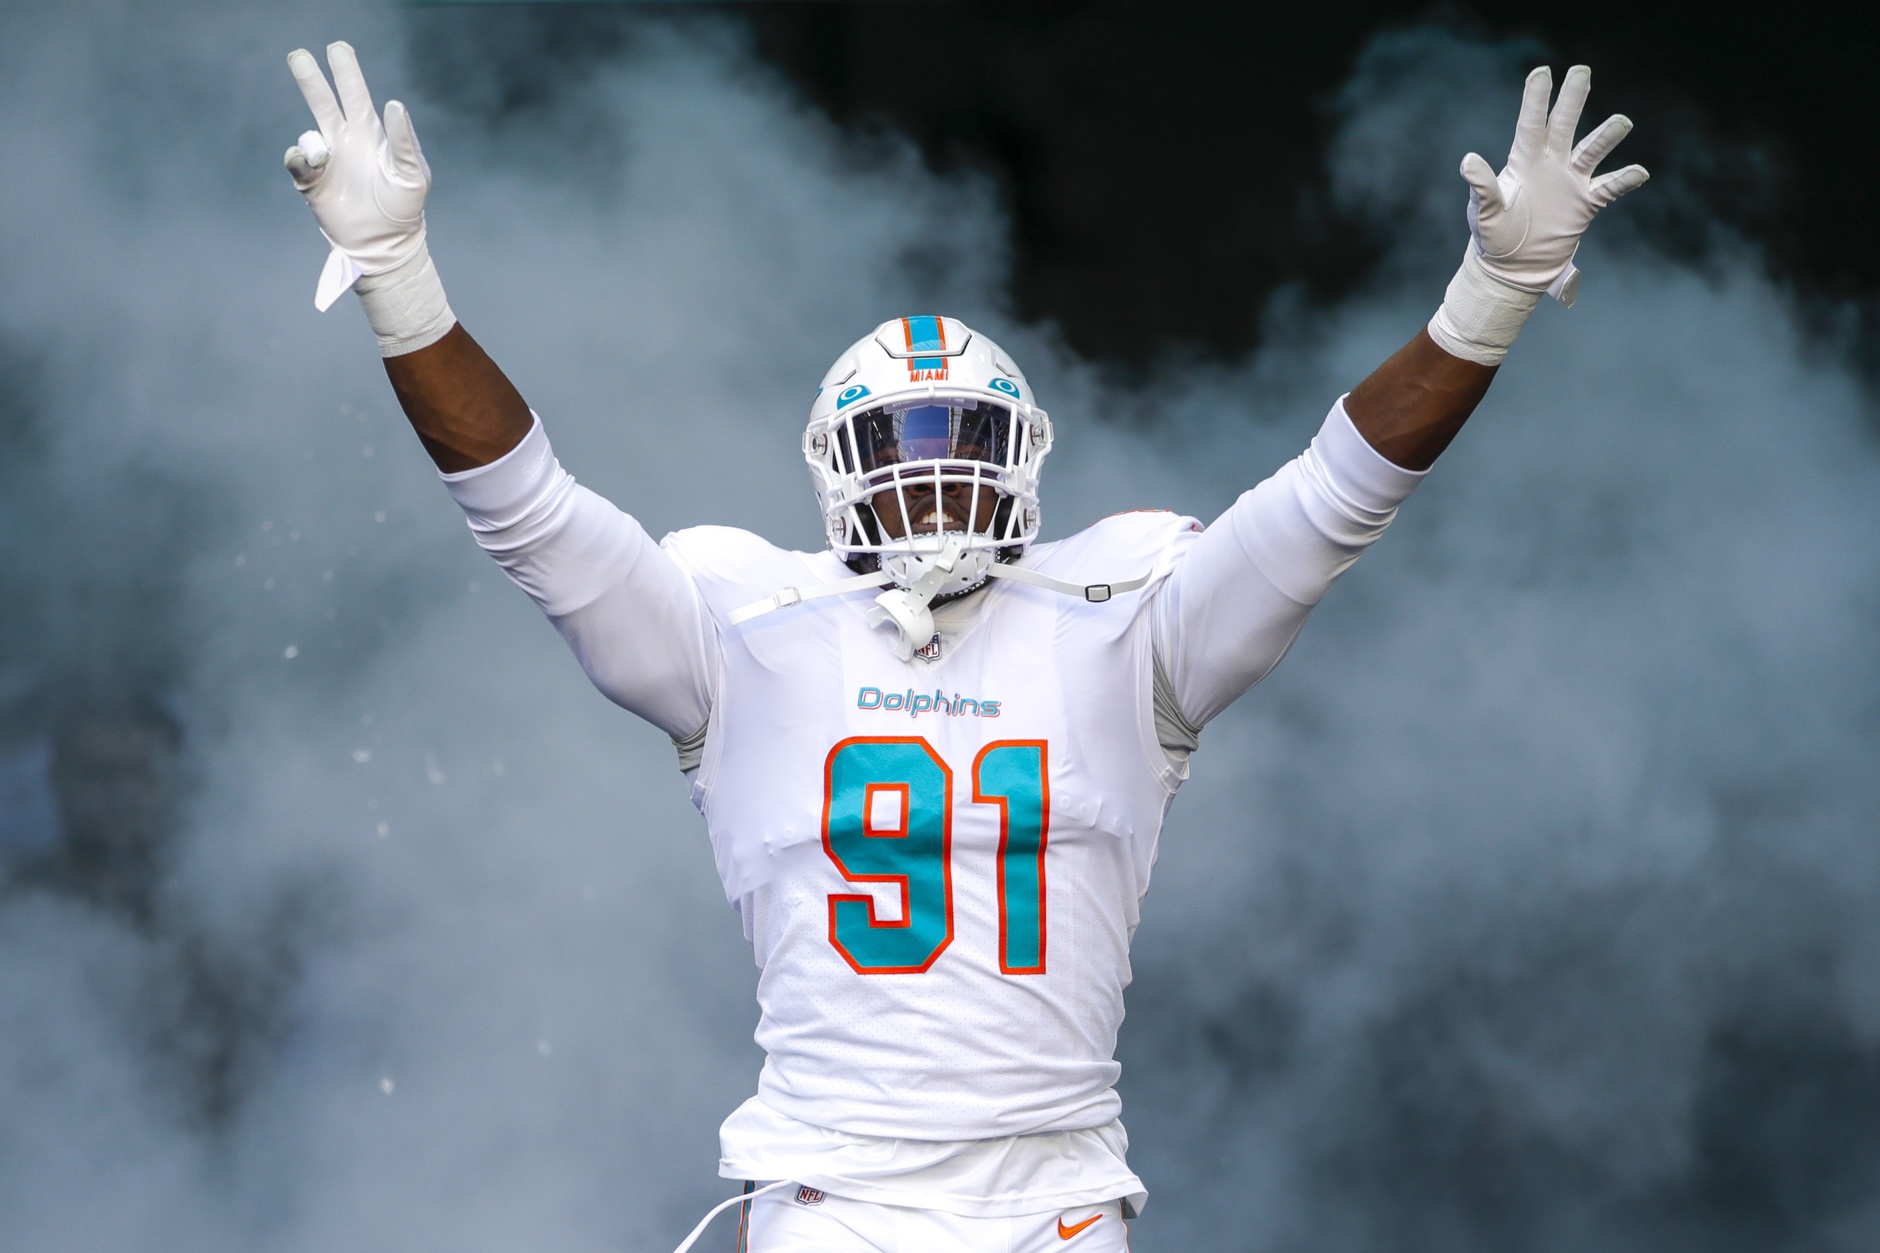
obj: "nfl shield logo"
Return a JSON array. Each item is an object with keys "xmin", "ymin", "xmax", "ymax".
[
  {"xmin": 914, "ymin": 633, "xmax": 942, "ymax": 662},
  {"xmin": 795, "ymin": 1186, "xmax": 826, "ymax": 1206}
]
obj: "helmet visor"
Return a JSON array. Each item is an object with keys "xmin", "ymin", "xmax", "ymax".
[{"xmin": 837, "ymin": 401, "xmax": 1013, "ymax": 476}]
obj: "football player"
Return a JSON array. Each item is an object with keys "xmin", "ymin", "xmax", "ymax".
[{"xmin": 283, "ymin": 42, "xmax": 1645, "ymax": 1253}]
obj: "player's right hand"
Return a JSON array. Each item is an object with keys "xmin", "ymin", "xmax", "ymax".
[{"xmin": 283, "ymin": 42, "xmax": 431, "ymax": 310}]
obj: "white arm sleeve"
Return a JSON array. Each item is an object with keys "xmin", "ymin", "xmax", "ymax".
[
  {"xmin": 441, "ymin": 415, "xmax": 716, "ymax": 742},
  {"xmin": 1152, "ymin": 396, "xmax": 1426, "ymax": 733}
]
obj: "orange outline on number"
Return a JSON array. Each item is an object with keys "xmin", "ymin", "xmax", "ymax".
[
  {"xmin": 822, "ymin": 736, "xmax": 954, "ymax": 975},
  {"xmin": 974, "ymin": 739, "xmax": 1050, "ymax": 976}
]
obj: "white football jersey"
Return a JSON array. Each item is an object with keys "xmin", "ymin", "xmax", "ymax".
[
  {"xmin": 667, "ymin": 511, "xmax": 1199, "ymax": 1141},
  {"xmin": 440, "ymin": 397, "xmax": 1426, "ymax": 1208}
]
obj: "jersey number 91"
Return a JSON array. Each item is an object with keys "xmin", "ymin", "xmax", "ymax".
[{"xmin": 821, "ymin": 737, "xmax": 1049, "ymax": 976}]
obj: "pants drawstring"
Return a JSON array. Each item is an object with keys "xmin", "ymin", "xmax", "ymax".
[{"xmin": 671, "ymin": 1179, "xmax": 791, "ymax": 1253}]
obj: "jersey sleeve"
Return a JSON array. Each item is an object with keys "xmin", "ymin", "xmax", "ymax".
[
  {"xmin": 439, "ymin": 414, "xmax": 716, "ymax": 743},
  {"xmin": 1152, "ymin": 395, "xmax": 1426, "ymax": 732}
]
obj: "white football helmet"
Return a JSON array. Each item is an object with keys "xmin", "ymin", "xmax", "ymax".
[
  {"xmin": 734, "ymin": 316, "xmax": 1140, "ymax": 658},
  {"xmin": 804, "ymin": 316, "xmax": 1052, "ymax": 601}
]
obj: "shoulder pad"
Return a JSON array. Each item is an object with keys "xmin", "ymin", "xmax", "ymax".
[
  {"xmin": 662, "ymin": 527, "xmax": 845, "ymax": 622},
  {"xmin": 1028, "ymin": 508, "xmax": 1204, "ymax": 588}
]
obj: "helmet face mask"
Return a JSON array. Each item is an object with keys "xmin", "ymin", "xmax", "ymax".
[
  {"xmin": 844, "ymin": 399, "xmax": 1016, "ymax": 541},
  {"xmin": 805, "ymin": 318, "xmax": 1052, "ymax": 594}
]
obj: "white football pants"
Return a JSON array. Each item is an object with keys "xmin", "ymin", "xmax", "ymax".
[{"xmin": 738, "ymin": 1186, "xmax": 1128, "ymax": 1252}]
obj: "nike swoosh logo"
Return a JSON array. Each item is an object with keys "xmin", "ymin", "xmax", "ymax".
[{"xmin": 1057, "ymin": 1213, "xmax": 1104, "ymax": 1240}]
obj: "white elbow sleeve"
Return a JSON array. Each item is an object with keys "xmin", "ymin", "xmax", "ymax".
[{"xmin": 1232, "ymin": 400, "xmax": 1426, "ymax": 603}]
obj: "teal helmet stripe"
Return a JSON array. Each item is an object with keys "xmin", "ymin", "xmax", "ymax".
[
  {"xmin": 903, "ymin": 315, "xmax": 945, "ymax": 353},
  {"xmin": 904, "ymin": 314, "xmax": 947, "ymax": 373}
]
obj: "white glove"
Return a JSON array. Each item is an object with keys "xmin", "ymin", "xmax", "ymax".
[
  {"xmin": 1464, "ymin": 64, "xmax": 1649, "ymax": 300},
  {"xmin": 285, "ymin": 41, "xmax": 428, "ymax": 307},
  {"xmin": 284, "ymin": 43, "xmax": 455, "ymax": 354},
  {"xmin": 1429, "ymin": 66, "xmax": 1648, "ymax": 365}
]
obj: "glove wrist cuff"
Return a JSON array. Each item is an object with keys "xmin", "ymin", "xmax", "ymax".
[
  {"xmin": 353, "ymin": 240, "xmax": 456, "ymax": 357},
  {"xmin": 1427, "ymin": 247, "xmax": 1541, "ymax": 366}
]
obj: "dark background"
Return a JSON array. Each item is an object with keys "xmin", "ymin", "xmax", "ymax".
[{"xmin": 411, "ymin": 0, "xmax": 1878, "ymax": 370}]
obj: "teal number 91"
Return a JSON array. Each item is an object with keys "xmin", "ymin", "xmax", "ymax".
[{"xmin": 822, "ymin": 737, "xmax": 1050, "ymax": 975}]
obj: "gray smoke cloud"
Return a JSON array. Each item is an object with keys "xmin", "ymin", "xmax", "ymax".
[{"xmin": 0, "ymin": 6, "xmax": 1874, "ymax": 1252}]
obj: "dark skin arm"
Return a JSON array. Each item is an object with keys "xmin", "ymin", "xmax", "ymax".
[
  {"xmin": 1342, "ymin": 327, "xmax": 1497, "ymax": 472},
  {"xmin": 384, "ymin": 320, "xmax": 1490, "ymax": 477},
  {"xmin": 383, "ymin": 323, "xmax": 533, "ymax": 474}
]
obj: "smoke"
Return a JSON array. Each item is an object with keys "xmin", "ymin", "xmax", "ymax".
[
  {"xmin": 1116, "ymin": 33, "xmax": 1880, "ymax": 1253},
  {"xmin": 0, "ymin": 6, "xmax": 1873, "ymax": 1252}
]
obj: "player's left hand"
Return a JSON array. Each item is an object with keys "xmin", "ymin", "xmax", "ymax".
[
  {"xmin": 284, "ymin": 41, "xmax": 431, "ymax": 310},
  {"xmin": 1461, "ymin": 65, "xmax": 1648, "ymax": 306}
]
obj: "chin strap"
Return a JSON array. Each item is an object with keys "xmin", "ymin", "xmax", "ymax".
[
  {"xmin": 727, "ymin": 570, "xmax": 893, "ymax": 626},
  {"xmin": 728, "ymin": 538, "xmax": 1152, "ymax": 660},
  {"xmin": 983, "ymin": 562, "xmax": 1150, "ymax": 602}
]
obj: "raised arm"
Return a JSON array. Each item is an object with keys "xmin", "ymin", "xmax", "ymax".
[
  {"xmin": 1152, "ymin": 65, "xmax": 1646, "ymax": 743},
  {"xmin": 283, "ymin": 43, "xmax": 531, "ymax": 472},
  {"xmin": 1345, "ymin": 64, "xmax": 1648, "ymax": 470},
  {"xmin": 282, "ymin": 43, "xmax": 714, "ymax": 750}
]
